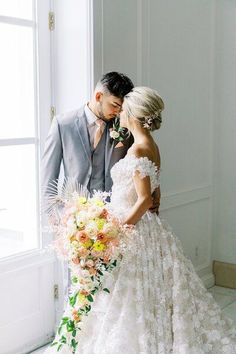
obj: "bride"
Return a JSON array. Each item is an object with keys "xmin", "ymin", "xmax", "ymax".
[{"xmin": 45, "ymin": 87, "xmax": 236, "ymax": 353}]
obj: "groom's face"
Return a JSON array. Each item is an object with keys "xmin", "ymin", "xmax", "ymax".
[{"xmin": 96, "ymin": 92, "xmax": 122, "ymax": 122}]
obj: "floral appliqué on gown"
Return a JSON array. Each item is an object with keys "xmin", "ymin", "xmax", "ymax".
[{"xmin": 45, "ymin": 154, "xmax": 236, "ymax": 354}]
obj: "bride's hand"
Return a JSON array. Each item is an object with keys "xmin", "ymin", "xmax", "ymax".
[{"xmin": 123, "ymin": 223, "xmax": 135, "ymax": 230}]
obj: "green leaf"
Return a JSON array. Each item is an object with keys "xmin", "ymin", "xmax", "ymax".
[
  {"xmin": 58, "ymin": 326, "xmax": 62, "ymax": 335},
  {"xmin": 71, "ymin": 276, "xmax": 78, "ymax": 284},
  {"xmin": 66, "ymin": 320, "xmax": 75, "ymax": 332},
  {"xmin": 57, "ymin": 344, "xmax": 63, "ymax": 352},
  {"xmin": 50, "ymin": 341, "xmax": 58, "ymax": 347},
  {"xmin": 85, "ymin": 304, "xmax": 91, "ymax": 312},
  {"xmin": 87, "ymin": 294, "xmax": 94, "ymax": 302},
  {"xmin": 72, "ymin": 329, "xmax": 76, "ymax": 337},
  {"xmin": 60, "ymin": 335, "xmax": 67, "ymax": 344},
  {"xmin": 97, "ymin": 269, "xmax": 103, "ymax": 276},
  {"xmin": 69, "ymin": 292, "xmax": 78, "ymax": 307},
  {"xmin": 103, "ymin": 288, "xmax": 110, "ymax": 293},
  {"xmin": 62, "ymin": 316, "xmax": 69, "ymax": 323},
  {"xmin": 71, "ymin": 339, "xmax": 78, "ymax": 349}
]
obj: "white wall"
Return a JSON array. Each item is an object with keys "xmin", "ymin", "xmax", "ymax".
[
  {"xmin": 212, "ymin": 1, "xmax": 236, "ymax": 263},
  {"xmin": 51, "ymin": 0, "xmax": 236, "ymax": 281},
  {"xmin": 93, "ymin": 0, "xmax": 215, "ymax": 278}
]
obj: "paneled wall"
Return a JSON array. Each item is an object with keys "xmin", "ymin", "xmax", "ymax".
[
  {"xmin": 93, "ymin": 0, "xmax": 215, "ymax": 279},
  {"xmin": 212, "ymin": 1, "xmax": 236, "ymax": 263}
]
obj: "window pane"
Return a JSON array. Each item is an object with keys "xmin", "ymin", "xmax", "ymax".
[
  {"xmin": 0, "ymin": 0, "xmax": 32, "ymax": 20},
  {"xmin": 0, "ymin": 23, "xmax": 35, "ymax": 139},
  {"xmin": 0, "ymin": 145, "xmax": 38, "ymax": 258}
]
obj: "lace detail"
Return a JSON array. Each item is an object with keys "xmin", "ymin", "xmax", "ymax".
[
  {"xmin": 111, "ymin": 153, "xmax": 160, "ymax": 191},
  {"xmin": 108, "ymin": 154, "xmax": 160, "ymax": 222},
  {"xmin": 44, "ymin": 155, "xmax": 236, "ymax": 354}
]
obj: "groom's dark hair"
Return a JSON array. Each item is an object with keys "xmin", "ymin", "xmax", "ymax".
[{"xmin": 99, "ymin": 71, "xmax": 134, "ymax": 99}]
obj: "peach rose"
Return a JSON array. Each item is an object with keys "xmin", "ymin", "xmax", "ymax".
[
  {"xmin": 96, "ymin": 232, "xmax": 108, "ymax": 243},
  {"xmin": 78, "ymin": 248, "xmax": 89, "ymax": 257},
  {"xmin": 80, "ymin": 289, "xmax": 89, "ymax": 296},
  {"xmin": 103, "ymin": 255, "xmax": 111, "ymax": 264},
  {"xmin": 76, "ymin": 231, "xmax": 89, "ymax": 243},
  {"xmin": 72, "ymin": 309, "xmax": 81, "ymax": 322},
  {"xmin": 100, "ymin": 208, "xmax": 108, "ymax": 219},
  {"xmin": 86, "ymin": 259, "xmax": 94, "ymax": 268},
  {"xmin": 88, "ymin": 267, "xmax": 97, "ymax": 275},
  {"xmin": 72, "ymin": 257, "xmax": 80, "ymax": 265}
]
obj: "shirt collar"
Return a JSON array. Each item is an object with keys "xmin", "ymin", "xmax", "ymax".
[{"xmin": 84, "ymin": 102, "xmax": 99, "ymax": 126}]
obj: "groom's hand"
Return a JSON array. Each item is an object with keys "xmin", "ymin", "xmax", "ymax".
[{"xmin": 149, "ymin": 188, "xmax": 161, "ymax": 215}]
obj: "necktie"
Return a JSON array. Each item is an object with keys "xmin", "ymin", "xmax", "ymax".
[{"xmin": 94, "ymin": 119, "xmax": 104, "ymax": 148}]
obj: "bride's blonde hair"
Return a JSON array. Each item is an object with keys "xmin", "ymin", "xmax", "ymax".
[{"xmin": 122, "ymin": 86, "xmax": 164, "ymax": 131}]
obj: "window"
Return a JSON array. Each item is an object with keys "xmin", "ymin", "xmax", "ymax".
[{"xmin": 0, "ymin": 1, "xmax": 39, "ymax": 258}]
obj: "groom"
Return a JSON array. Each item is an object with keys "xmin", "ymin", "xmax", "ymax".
[{"xmin": 42, "ymin": 72, "xmax": 134, "ymax": 206}]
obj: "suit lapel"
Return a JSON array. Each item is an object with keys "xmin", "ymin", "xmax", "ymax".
[{"xmin": 74, "ymin": 111, "xmax": 91, "ymax": 164}]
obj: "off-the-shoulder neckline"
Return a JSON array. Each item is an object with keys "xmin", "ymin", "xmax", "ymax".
[{"xmin": 126, "ymin": 153, "xmax": 159, "ymax": 171}]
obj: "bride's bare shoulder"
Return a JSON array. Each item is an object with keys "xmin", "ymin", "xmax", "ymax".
[{"xmin": 129, "ymin": 143, "xmax": 160, "ymax": 168}]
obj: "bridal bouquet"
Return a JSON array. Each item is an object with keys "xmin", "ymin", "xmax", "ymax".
[{"xmin": 46, "ymin": 184, "xmax": 134, "ymax": 353}]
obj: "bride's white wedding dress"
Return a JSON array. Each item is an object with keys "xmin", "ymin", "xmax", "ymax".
[{"xmin": 45, "ymin": 154, "xmax": 236, "ymax": 354}]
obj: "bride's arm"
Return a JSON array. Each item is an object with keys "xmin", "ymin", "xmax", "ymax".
[
  {"xmin": 122, "ymin": 172, "xmax": 153, "ymax": 225},
  {"xmin": 149, "ymin": 186, "xmax": 161, "ymax": 215}
]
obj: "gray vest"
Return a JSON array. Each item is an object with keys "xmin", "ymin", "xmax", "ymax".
[
  {"xmin": 87, "ymin": 127, "xmax": 106, "ymax": 192},
  {"xmin": 41, "ymin": 107, "xmax": 134, "ymax": 207}
]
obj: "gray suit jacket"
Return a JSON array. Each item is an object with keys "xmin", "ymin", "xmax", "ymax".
[{"xmin": 41, "ymin": 105, "xmax": 133, "ymax": 200}]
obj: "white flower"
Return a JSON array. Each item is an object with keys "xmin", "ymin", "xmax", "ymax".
[
  {"xmin": 80, "ymin": 259, "xmax": 85, "ymax": 267},
  {"xmin": 75, "ymin": 210, "xmax": 88, "ymax": 225},
  {"xmin": 87, "ymin": 205, "xmax": 102, "ymax": 219},
  {"xmin": 85, "ymin": 220, "xmax": 98, "ymax": 236},
  {"xmin": 143, "ymin": 123, "xmax": 150, "ymax": 129},
  {"xmin": 103, "ymin": 223, "xmax": 118, "ymax": 237},
  {"xmin": 66, "ymin": 217, "xmax": 77, "ymax": 234},
  {"xmin": 71, "ymin": 240, "xmax": 79, "ymax": 248},
  {"xmin": 110, "ymin": 130, "xmax": 120, "ymax": 139},
  {"xmin": 81, "ymin": 269, "xmax": 90, "ymax": 278}
]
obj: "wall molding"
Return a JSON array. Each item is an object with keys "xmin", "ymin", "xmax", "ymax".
[{"xmin": 160, "ymin": 185, "xmax": 211, "ymax": 211}]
